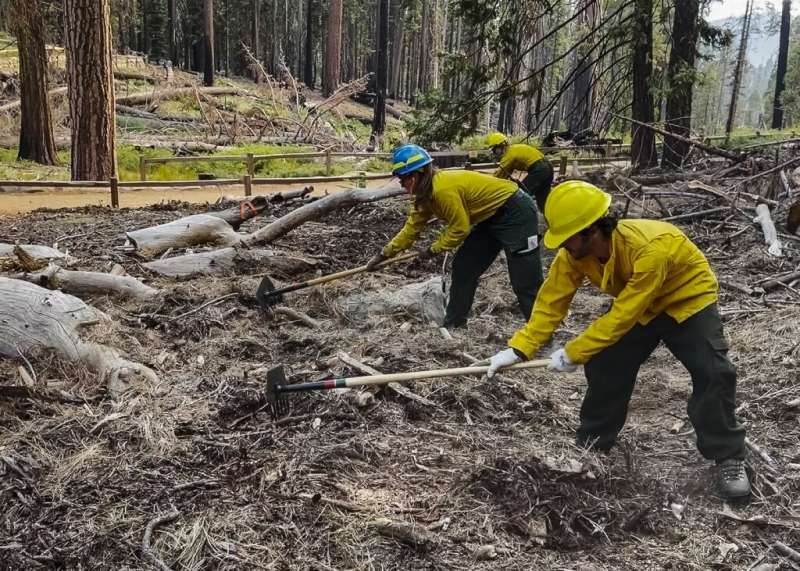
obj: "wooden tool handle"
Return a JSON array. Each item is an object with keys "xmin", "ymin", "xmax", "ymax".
[
  {"xmin": 303, "ymin": 251, "xmax": 417, "ymax": 287},
  {"xmin": 342, "ymin": 358, "xmax": 551, "ymax": 387}
]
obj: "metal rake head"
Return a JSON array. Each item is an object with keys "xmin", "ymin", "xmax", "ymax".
[
  {"xmin": 266, "ymin": 365, "xmax": 289, "ymax": 419},
  {"xmin": 256, "ymin": 275, "xmax": 281, "ymax": 310}
]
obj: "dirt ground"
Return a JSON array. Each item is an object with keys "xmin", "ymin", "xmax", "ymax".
[{"xmin": 0, "ymin": 191, "xmax": 799, "ymax": 570}]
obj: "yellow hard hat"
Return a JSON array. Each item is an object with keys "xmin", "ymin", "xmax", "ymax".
[
  {"xmin": 543, "ymin": 180, "xmax": 612, "ymax": 249},
  {"xmin": 485, "ymin": 132, "xmax": 508, "ymax": 147}
]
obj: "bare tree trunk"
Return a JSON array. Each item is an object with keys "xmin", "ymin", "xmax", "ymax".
[
  {"xmin": 388, "ymin": 1, "xmax": 405, "ymax": 99},
  {"xmin": 323, "ymin": 0, "xmax": 343, "ymax": 96},
  {"xmin": 661, "ymin": 0, "xmax": 700, "ymax": 169},
  {"xmin": 771, "ymin": 0, "xmax": 791, "ymax": 129},
  {"xmin": 372, "ymin": 0, "xmax": 389, "ymax": 139},
  {"xmin": 12, "ymin": 0, "xmax": 58, "ymax": 166},
  {"xmin": 203, "ymin": 0, "xmax": 215, "ymax": 86},
  {"xmin": 725, "ymin": 0, "xmax": 753, "ymax": 141},
  {"xmin": 64, "ymin": 0, "xmax": 117, "ymax": 181},
  {"xmin": 630, "ymin": 0, "xmax": 657, "ymax": 169},
  {"xmin": 168, "ymin": 0, "xmax": 177, "ymax": 63},
  {"xmin": 251, "ymin": 0, "xmax": 261, "ymax": 82},
  {"xmin": 304, "ymin": 0, "xmax": 315, "ymax": 87}
]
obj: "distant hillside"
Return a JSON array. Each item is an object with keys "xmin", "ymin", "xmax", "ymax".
[{"xmin": 712, "ymin": 10, "xmax": 779, "ymax": 68}]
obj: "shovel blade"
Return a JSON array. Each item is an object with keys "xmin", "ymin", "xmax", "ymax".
[{"xmin": 256, "ymin": 275, "xmax": 282, "ymax": 309}]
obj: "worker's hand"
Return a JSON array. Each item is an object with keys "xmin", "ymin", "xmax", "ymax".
[
  {"xmin": 366, "ymin": 252, "xmax": 387, "ymax": 271},
  {"xmin": 548, "ymin": 348, "xmax": 578, "ymax": 373},
  {"xmin": 416, "ymin": 246, "xmax": 438, "ymax": 262},
  {"xmin": 487, "ymin": 348, "xmax": 521, "ymax": 378}
]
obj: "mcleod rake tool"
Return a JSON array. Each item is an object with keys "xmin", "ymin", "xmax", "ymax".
[
  {"xmin": 256, "ymin": 251, "xmax": 418, "ymax": 309},
  {"xmin": 265, "ymin": 359, "xmax": 550, "ymax": 418}
]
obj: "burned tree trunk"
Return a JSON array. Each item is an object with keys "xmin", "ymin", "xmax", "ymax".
[
  {"xmin": 771, "ymin": 0, "xmax": 791, "ymax": 130},
  {"xmin": 64, "ymin": 0, "xmax": 117, "ymax": 181},
  {"xmin": 203, "ymin": 0, "xmax": 215, "ymax": 87},
  {"xmin": 661, "ymin": 0, "xmax": 700, "ymax": 169},
  {"xmin": 12, "ymin": 0, "xmax": 58, "ymax": 166},
  {"xmin": 630, "ymin": 0, "xmax": 658, "ymax": 170},
  {"xmin": 372, "ymin": 0, "xmax": 389, "ymax": 140}
]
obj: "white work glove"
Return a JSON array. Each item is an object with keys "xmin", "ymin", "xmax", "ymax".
[
  {"xmin": 487, "ymin": 348, "xmax": 521, "ymax": 378},
  {"xmin": 548, "ymin": 348, "xmax": 578, "ymax": 373}
]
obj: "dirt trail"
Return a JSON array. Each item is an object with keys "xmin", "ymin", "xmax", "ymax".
[{"xmin": 0, "ymin": 178, "xmax": 394, "ymax": 215}]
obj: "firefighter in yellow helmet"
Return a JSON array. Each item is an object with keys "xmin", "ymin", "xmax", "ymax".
[
  {"xmin": 486, "ymin": 180, "xmax": 750, "ymax": 501},
  {"xmin": 486, "ymin": 132, "xmax": 553, "ymax": 212}
]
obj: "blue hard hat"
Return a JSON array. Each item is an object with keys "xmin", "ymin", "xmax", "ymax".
[{"xmin": 391, "ymin": 144, "xmax": 433, "ymax": 176}]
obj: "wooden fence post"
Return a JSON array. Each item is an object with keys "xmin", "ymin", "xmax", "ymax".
[
  {"xmin": 246, "ymin": 153, "xmax": 255, "ymax": 177},
  {"xmin": 139, "ymin": 156, "xmax": 147, "ymax": 181},
  {"xmin": 325, "ymin": 149, "xmax": 332, "ymax": 175},
  {"xmin": 110, "ymin": 176, "xmax": 119, "ymax": 208},
  {"xmin": 243, "ymin": 174, "xmax": 252, "ymax": 197},
  {"xmin": 559, "ymin": 154, "xmax": 568, "ymax": 177}
]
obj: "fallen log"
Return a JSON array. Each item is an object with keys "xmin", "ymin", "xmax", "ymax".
[
  {"xmin": 115, "ymin": 86, "xmax": 242, "ymax": 107},
  {"xmin": 0, "ymin": 243, "xmax": 69, "ymax": 261},
  {"xmin": 126, "ymin": 214, "xmax": 242, "ymax": 257},
  {"xmin": 753, "ymin": 204, "xmax": 783, "ymax": 257},
  {"xmin": 142, "ymin": 247, "xmax": 318, "ymax": 278},
  {"xmin": 241, "ymin": 184, "xmax": 405, "ymax": 246},
  {"xmin": 0, "ymin": 278, "xmax": 158, "ymax": 397},
  {"xmin": 0, "ymin": 86, "xmax": 68, "ymax": 114},
  {"xmin": 16, "ymin": 264, "xmax": 159, "ymax": 301},
  {"xmin": 334, "ymin": 277, "xmax": 446, "ymax": 324}
]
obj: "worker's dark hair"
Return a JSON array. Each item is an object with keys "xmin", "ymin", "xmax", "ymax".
[
  {"xmin": 580, "ymin": 215, "xmax": 618, "ymax": 239},
  {"xmin": 413, "ymin": 163, "xmax": 439, "ymax": 208}
]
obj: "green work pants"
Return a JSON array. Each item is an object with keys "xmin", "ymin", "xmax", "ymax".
[
  {"xmin": 444, "ymin": 190, "xmax": 543, "ymax": 327},
  {"xmin": 521, "ymin": 158, "xmax": 554, "ymax": 213},
  {"xmin": 578, "ymin": 303, "xmax": 746, "ymax": 461}
]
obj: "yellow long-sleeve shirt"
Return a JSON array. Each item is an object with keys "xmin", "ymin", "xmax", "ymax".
[
  {"xmin": 494, "ymin": 143, "xmax": 545, "ymax": 178},
  {"xmin": 383, "ymin": 170, "xmax": 518, "ymax": 257},
  {"xmin": 508, "ymin": 219, "xmax": 719, "ymax": 363}
]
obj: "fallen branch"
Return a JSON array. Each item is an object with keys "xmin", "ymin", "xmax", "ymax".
[
  {"xmin": 242, "ymin": 184, "xmax": 405, "ymax": 246},
  {"xmin": 612, "ymin": 113, "xmax": 743, "ymax": 162},
  {"xmin": 142, "ymin": 510, "xmax": 180, "ymax": 571},
  {"xmin": 336, "ymin": 351, "xmax": 437, "ymax": 407},
  {"xmin": 273, "ymin": 306, "xmax": 320, "ymax": 328},
  {"xmin": 142, "ymin": 247, "xmax": 318, "ymax": 279},
  {"xmin": 367, "ymin": 517, "xmax": 434, "ymax": 550},
  {"xmin": 753, "ymin": 204, "xmax": 783, "ymax": 257}
]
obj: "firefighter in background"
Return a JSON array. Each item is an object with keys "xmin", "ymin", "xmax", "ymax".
[{"xmin": 486, "ymin": 132, "xmax": 554, "ymax": 213}]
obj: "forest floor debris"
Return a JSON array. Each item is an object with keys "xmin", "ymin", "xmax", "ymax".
[{"xmin": 1, "ymin": 163, "xmax": 799, "ymax": 568}]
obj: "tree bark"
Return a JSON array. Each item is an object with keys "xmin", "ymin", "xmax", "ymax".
[
  {"xmin": 568, "ymin": 0, "xmax": 598, "ymax": 134},
  {"xmin": 64, "ymin": 0, "xmax": 117, "ymax": 181},
  {"xmin": 661, "ymin": 0, "xmax": 700, "ymax": 169},
  {"xmin": 203, "ymin": 0, "xmax": 215, "ymax": 86},
  {"xmin": 323, "ymin": 0, "xmax": 343, "ymax": 96},
  {"xmin": 252, "ymin": 0, "xmax": 261, "ymax": 83},
  {"xmin": 388, "ymin": 1, "xmax": 405, "ymax": 99},
  {"xmin": 630, "ymin": 0, "xmax": 658, "ymax": 169},
  {"xmin": 771, "ymin": 0, "xmax": 791, "ymax": 130},
  {"xmin": 12, "ymin": 0, "xmax": 58, "ymax": 166}
]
